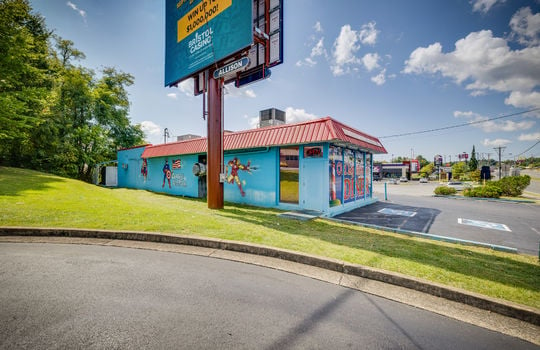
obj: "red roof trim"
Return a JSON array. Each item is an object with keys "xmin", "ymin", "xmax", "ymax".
[{"xmin": 140, "ymin": 117, "xmax": 387, "ymax": 158}]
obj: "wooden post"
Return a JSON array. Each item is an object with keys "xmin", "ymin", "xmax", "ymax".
[{"xmin": 206, "ymin": 75, "xmax": 224, "ymax": 209}]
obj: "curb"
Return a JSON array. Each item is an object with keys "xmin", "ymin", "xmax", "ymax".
[
  {"xmin": 433, "ymin": 194, "xmax": 537, "ymax": 204},
  {"xmin": 0, "ymin": 226, "xmax": 538, "ymax": 326}
]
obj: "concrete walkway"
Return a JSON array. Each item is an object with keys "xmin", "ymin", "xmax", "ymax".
[{"xmin": 0, "ymin": 227, "xmax": 539, "ymax": 345}]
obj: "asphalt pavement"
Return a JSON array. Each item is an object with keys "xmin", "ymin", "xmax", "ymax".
[
  {"xmin": 1, "ymin": 242, "xmax": 538, "ymax": 349},
  {"xmin": 335, "ymin": 181, "xmax": 540, "ymax": 255}
]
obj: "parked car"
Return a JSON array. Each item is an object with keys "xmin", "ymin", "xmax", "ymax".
[
  {"xmin": 419, "ymin": 178, "xmax": 428, "ymax": 183},
  {"xmin": 446, "ymin": 181, "xmax": 471, "ymax": 191},
  {"xmin": 387, "ymin": 178, "xmax": 398, "ymax": 184},
  {"xmin": 399, "ymin": 176, "xmax": 408, "ymax": 182}
]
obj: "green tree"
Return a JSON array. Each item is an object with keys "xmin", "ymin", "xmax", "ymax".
[
  {"xmin": 416, "ymin": 155, "xmax": 429, "ymax": 168},
  {"xmin": 451, "ymin": 161, "xmax": 468, "ymax": 180},
  {"xmin": 469, "ymin": 145, "xmax": 478, "ymax": 171},
  {"xmin": 0, "ymin": 0, "xmax": 53, "ymax": 165},
  {"xmin": 419, "ymin": 163, "xmax": 434, "ymax": 178}
]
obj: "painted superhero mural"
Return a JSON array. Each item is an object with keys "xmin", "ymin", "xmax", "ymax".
[
  {"xmin": 329, "ymin": 146, "xmax": 343, "ymax": 207},
  {"xmin": 225, "ymin": 157, "xmax": 254, "ymax": 197},
  {"xmin": 141, "ymin": 158, "xmax": 148, "ymax": 181},
  {"xmin": 162, "ymin": 158, "xmax": 186, "ymax": 189}
]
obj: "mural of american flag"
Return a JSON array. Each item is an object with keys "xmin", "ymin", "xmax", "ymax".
[{"xmin": 172, "ymin": 159, "xmax": 181, "ymax": 169}]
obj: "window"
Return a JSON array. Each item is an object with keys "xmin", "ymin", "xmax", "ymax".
[{"xmin": 279, "ymin": 147, "xmax": 299, "ymax": 203}]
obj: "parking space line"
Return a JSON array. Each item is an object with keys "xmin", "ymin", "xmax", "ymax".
[
  {"xmin": 458, "ymin": 218, "xmax": 511, "ymax": 232},
  {"xmin": 378, "ymin": 208, "xmax": 417, "ymax": 217}
]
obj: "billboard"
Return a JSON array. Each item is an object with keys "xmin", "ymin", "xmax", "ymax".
[{"xmin": 165, "ymin": 0, "xmax": 253, "ymax": 87}]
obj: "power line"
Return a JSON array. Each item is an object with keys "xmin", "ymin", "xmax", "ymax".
[
  {"xmin": 514, "ymin": 139, "xmax": 540, "ymax": 157},
  {"xmin": 378, "ymin": 108, "xmax": 540, "ymax": 139}
]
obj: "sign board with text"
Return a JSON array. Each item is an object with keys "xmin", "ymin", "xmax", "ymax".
[{"xmin": 165, "ymin": 0, "xmax": 253, "ymax": 87}]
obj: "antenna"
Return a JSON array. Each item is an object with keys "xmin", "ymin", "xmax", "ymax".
[{"xmin": 163, "ymin": 128, "xmax": 170, "ymax": 144}]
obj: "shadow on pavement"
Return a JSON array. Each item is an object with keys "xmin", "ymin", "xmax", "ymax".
[{"xmin": 335, "ymin": 202, "xmax": 441, "ymax": 233}]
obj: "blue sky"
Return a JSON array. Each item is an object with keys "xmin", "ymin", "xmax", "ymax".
[{"xmin": 31, "ymin": 0, "xmax": 540, "ymax": 163}]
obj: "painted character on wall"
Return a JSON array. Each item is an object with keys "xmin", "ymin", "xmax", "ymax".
[
  {"xmin": 162, "ymin": 159, "xmax": 172, "ymax": 188},
  {"xmin": 226, "ymin": 157, "xmax": 253, "ymax": 197},
  {"xmin": 141, "ymin": 158, "xmax": 148, "ymax": 181}
]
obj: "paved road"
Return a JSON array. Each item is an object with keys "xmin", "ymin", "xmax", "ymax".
[
  {"xmin": 337, "ymin": 181, "xmax": 540, "ymax": 255},
  {"xmin": 1, "ymin": 243, "xmax": 537, "ymax": 349}
]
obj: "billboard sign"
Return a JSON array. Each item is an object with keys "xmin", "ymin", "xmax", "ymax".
[{"xmin": 165, "ymin": 0, "xmax": 253, "ymax": 87}]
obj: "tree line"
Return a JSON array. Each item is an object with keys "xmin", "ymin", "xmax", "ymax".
[{"xmin": 0, "ymin": 0, "xmax": 145, "ymax": 182}]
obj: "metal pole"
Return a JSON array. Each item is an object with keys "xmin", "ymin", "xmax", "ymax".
[
  {"xmin": 384, "ymin": 182, "xmax": 387, "ymax": 201},
  {"xmin": 207, "ymin": 75, "xmax": 224, "ymax": 209}
]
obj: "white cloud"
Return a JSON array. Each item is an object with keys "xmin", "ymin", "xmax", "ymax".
[
  {"xmin": 510, "ymin": 7, "xmax": 540, "ymax": 47},
  {"xmin": 470, "ymin": 0, "xmax": 504, "ymax": 13},
  {"xmin": 518, "ymin": 132, "xmax": 540, "ymax": 141},
  {"xmin": 223, "ymin": 86, "xmax": 256, "ymax": 99},
  {"xmin": 314, "ymin": 21, "xmax": 323, "ymax": 33},
  {"xmin": 482, "ymin": 138, "xmax": 512, "ymax": 147},
  {"xmin": 140, "ymin": 121, "xmax": 161, "ymax": 143},
  {"xmin": 371, "ymin": 69, "xmax": 386, "ymax": 86},
  {"xmin": 403, "ymin": 27, "xmax": 540, "ymax": 111},
  {"xmin": 331, "ymin": 25, "xmax": 362, "ymax": 76},
  {"xmin": 66, "ymin": 1, "xmax": 86, "ymax": 21},
  {"xmin": 177, "ymin": 79, "xmax": 194, "ymax": 97},
  {"xmin": 359, "ymin": 21, "xmax": 379, "ymax": 45},
  {"xmin": 362, "ymin": 53, "xmax": 380, "ymax": 71},
  {"xmin": 166, "ymin": 93, "xmax": 177, "ymax": 100},
  {"xmin": 285, "ymin": 107, "xmax": 319, "ymax": 123},
  {"xmin": 454, "ymin": 110, "xmax": 536, "ymax": 132}
]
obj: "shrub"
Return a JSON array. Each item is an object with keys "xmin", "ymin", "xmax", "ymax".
[
  {"xmin": 464, "ymin": 183, "xmax": 502, "ymax": 198},
  {"xmin": 434, "ymin": 186, "xmax": 457, "ymax": 195},
  {"xmin": 495, "ymin": 175, "xmax": 531, "ymax": 197}
]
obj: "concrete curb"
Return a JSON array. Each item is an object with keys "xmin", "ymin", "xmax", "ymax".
[{"xmin": 1, "ymin": 226, "xmax": 538, "ymax": 326}]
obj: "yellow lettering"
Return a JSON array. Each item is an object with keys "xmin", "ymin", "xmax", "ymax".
[{"xmin": 177, "ymin": 0, "xmax": 231, "ymax": 42}]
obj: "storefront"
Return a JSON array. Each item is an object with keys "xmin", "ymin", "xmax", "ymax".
[{"xmin": 117, "ymin": 117, "xmax": 386, "ymax": 217}]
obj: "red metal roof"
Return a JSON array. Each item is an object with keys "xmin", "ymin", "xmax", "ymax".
[{"xmin": 141, "ymin": 117, "xmax": 386, "ymax": 158}]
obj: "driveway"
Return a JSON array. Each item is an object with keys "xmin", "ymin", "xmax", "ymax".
[{"xmin": 336, "ymin": 181, "xmax": 540, "ymax": 255}]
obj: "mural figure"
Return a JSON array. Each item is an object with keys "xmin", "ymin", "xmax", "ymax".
[
  {"xmin": 141, "ymin": 158, "xmax": 148, "ymax": 181},
  {"xmin": 162, "ymin": 159, "xmax": 172, "ymax": 188},
  {"xmin": 226, "ymin": 157, "xmax": 252, "ymax": 197}
]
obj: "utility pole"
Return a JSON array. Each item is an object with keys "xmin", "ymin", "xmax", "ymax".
[
  {"xmin": 493, "ymin": 146, "xmax": 506, "ymax": 179},
  {"xmin": 163, "ymin": 128, "xmax": 170, "ymax": 144}
]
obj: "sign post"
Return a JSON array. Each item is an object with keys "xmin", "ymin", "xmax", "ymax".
[{"xmin": 206, "ymin": 75, "xmax": 224, "ymax": 209}]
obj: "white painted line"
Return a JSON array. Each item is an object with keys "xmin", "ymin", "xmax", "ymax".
[
  {"xmin": 378, "ymin": 208, "xmax": 417, "ymax": 217},
  {"xmin": 458, "ymin": 218, "xmax": 511, "ymax": 232}
]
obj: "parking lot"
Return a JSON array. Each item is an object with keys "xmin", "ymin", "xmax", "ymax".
[{"xmin": 336, "ymin": 181, "xmax": 540, "ymax": 256}]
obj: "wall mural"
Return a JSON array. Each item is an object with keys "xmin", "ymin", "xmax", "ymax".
[
  {"xmin": 161, "ymin": 158, "xmax": 186, "ymax": 189},
  {"xmin": 141, "ymin": 158, "xmax": 148, "ymax": 181},
  {"xmin": 226, "ymin": 157, "xmax": 255, "ymax": 197}
]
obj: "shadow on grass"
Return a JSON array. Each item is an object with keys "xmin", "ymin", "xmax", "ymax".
[
  {"xmin": 217, "ymin": 205, "xmax": 540, "ymax": 296},
  {"xmin": 0, "ymin": 167, "xmax": 66, "ymax": 196}
]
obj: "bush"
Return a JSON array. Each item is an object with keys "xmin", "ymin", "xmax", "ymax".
[
  {"xmin": 434, "ymin": 186, "xmax": 457, "ymax": 195},
  {"xmin": 495, "ymin": 175, "xmax": 531, "ymax": 197},
  {"xmin": 464, "ymin": 183, "xmax": 502, "ymax": 198}
]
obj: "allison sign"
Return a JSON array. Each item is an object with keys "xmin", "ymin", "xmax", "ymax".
[
  {"xmin": 213, "ymin": 57, "xmax": 249, "ymax": 79},
  {"xmin": 165, "ymin": 0, "xmax": 252, "ymax": 87}
]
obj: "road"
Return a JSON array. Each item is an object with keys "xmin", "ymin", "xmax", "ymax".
[
  {"xmin": 1, "ymin": 243, "xmax": 537, "ymax": 349},
  {"xmin": 337, "ymin": 181, "xmax": 540, "ymax": 255}
]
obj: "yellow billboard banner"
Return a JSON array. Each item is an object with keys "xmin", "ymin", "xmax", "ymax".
[{"xmin": 177, "ymin": 0, "xmax": 232, "ymax": 42}]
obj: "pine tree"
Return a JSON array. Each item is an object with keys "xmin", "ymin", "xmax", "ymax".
[{"xmin": 469, "ymin": 145, "xmax": 478, "ymax": 171}]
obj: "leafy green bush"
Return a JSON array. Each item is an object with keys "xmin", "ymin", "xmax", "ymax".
[
  {"xmin": 434, "ymin": 186, "xmax": 457, "ymax": 195},
  {"xmin": 464, "ymin": 183, "xmax": 502, "ymax": 198},
  {"xmin": 496, "ymin": 175, "xmax": 531, "ymax": 197}
]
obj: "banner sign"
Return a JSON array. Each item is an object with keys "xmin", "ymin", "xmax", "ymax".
[{"xmin": 165, "ymin": 0, "xmax": 253, "ymax": 87}]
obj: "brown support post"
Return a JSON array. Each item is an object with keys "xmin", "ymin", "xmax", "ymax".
[{"xmin": 207, "ymin": 75, "xmax": 224, "ymax": 209}]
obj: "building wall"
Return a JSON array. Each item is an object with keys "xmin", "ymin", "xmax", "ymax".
[{"xmin": 117, "ymin": 143, "xmax": 376, "ymax": 216}]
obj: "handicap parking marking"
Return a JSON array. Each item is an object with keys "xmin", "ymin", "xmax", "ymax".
[
  {"xmin": 378, "ymin": 208, "xmax": 417, "ymax": 217},
  {"xmin": 458, "ymin": 218, "xmax": 511, "ymax": 232}
]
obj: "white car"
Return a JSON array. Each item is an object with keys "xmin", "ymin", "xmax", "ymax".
[
  {"xmin": 419, "ymin": 178, "xmax": 428, "ymax": 183},
  {"xmin": 446, "ymin": 181, "xmax": 470, "ymax": 191},
  {"xmin": 399, "ymin": 177, "xmax": 408, "ymax": 182}
]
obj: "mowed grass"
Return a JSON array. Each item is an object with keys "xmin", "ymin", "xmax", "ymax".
[{"xmin": 1, "ymin": 166, "xmax": 539, "ymax": 309}]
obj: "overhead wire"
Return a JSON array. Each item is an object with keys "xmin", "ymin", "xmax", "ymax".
[{"xmin": 377, "ymin": 108, "xmax": 540, "ymax": 139}]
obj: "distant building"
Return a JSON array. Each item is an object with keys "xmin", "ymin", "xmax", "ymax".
[
  {"xmin": 177, "ymin": 134, "xmax": 201, "ymax": 142},
  {"xmin": 259, "ymin": 108, "xmax": 285, "ymax": 128}
]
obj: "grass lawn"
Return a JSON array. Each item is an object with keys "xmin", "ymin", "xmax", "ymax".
[{"xmin": 1, "ymin": 166, "xmax": 539, "ymax": 309}]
